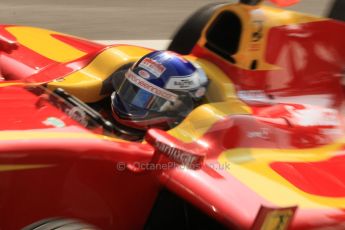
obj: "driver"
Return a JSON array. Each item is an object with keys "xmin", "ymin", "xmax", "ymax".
[{"xmin": 110, "ymin": 50, "xmax": 208, "ymax": 138}]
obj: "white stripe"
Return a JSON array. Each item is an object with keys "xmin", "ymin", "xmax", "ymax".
[
  {"xmin": 96, "ymin": 40, "xmax": 171, "ymax": 50},
  {"xmin": 126, "ymin": 70, "xmax": 178, "ymax": 102}
]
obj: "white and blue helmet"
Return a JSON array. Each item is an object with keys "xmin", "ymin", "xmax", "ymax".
[{"xmin": 111, "ymin": 51, "xmax": 208, "ymax": 130}]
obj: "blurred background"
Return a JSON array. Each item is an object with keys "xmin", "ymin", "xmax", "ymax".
[{"xmin": 0, "ymin": 0, "xmax": 334, "ymax": 40}]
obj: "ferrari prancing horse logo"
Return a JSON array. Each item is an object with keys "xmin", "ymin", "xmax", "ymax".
[{"xmin": 251, "ymin": 206, "xmax": 297, "ymax": 230}]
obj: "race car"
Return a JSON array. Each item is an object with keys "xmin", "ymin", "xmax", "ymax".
[{"xmin": 2, "ymin": 0, "xmax": 345, "ymax": 229}]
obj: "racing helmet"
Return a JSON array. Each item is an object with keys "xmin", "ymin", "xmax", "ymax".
[{"xmin": 111, "ymin": 51, "xmax": 208, "ymax": 131}]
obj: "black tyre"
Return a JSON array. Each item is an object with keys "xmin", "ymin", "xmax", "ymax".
[
  {"xmin": 22, "ymin": 218, "xmax": 100, "ymax": 230},
  {"xmin": 168, "ymin": 2, "xmax": 227, "ymax": 55},
  {"xmin": 328, "ymin": 0, "xmax": 345, "ymax": 22}
]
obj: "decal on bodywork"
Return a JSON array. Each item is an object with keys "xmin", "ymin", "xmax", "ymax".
[
  {"xmin": 252, "ymin": 206, "xmax": 297, "ymax": 230},
  {"xmin": 42, "ymin": 117, "xmax": 66, "ymax": 128}
]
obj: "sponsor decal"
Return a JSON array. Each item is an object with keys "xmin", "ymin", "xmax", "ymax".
[
  {"xmin": 247, "ymin": 128, "xmax": 269, "ymax": 140},
  {"xmin": 174, "ymin": 79, "xmax": 195, "ymax": 88},
  {"xmin": 42, "ymin": 117, "xmax": 66, "ymax": 128},
  {"xmin": 126, "ymin": 71, "xmax": 178, "ymax": 102},
  {"xmin": 251, "ymin": 20, "xmax": 264, "ymax": 42},
  {"xmin": 139, "ymin": 58, "xmax": 166, "ymax": 77},
  {"xmin": 165, "ymin": 73, "xmax": 200, "ymax": 90},
  {"xmin": 138, "ymin": 70, "xmax": 150, "ymax": 79},
  {"xmin": 238, "ymin": 90, "xmax": 270, "ymax": 102},
  {"xmin": 155, "ymin": 141, "xmax": 203, "ymax": 169}
]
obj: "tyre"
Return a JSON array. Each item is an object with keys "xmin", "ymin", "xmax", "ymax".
[
  {"xmin": 168, "ymin": 2, "xmax": 227, "ymax": 55},
  {"xmin": 22, "ymin": 218, "xmax": 100, "ymax": 230}
]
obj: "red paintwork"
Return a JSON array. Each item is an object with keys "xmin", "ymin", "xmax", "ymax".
[
  {"xmin": 0, "ymin": 26, "xmax": 18, "ymax": 53},
  {"xmin": 51, "ymin": 34, "xmax": 105, "ymax": 53},
  {"xmin": 0, "ymin": 86, "xmax": 80, "ymax": 130},
  {"xmin": 0, "ymin": 25, "xmax": 108, "ymax": 83},
  {"xmin": 0, "ymin": 137, "xmax": 158, "ymax": 230},
  {"xmin": 1, "ymin": 42, "xmax": 56, "ymax": 80},
  {"xmin": 271, "ymin": 155, "xmax": 345, "ymax": 197},
  {"xmin": 23, "ymin": 49, "xmax": 106, "ymax": 83}
]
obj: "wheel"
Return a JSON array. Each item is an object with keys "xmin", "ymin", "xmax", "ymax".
[
  {"xmin": 22, "ymin": 218, "xmax": 100, "ymax": 230},
  {"xmin": 167, "ymin": 2, "xmax": 227, "ymax": 55}
]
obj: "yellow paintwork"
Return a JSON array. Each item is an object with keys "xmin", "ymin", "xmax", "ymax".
[
  {"xmin": 198, "ymin": 4, "xmax": 325, "ymax": 71},
  {"xmin": 0, "ymin": 130, "xmax": 127, "ymax": 143},
  {"xmin": 0, "ymin": 82, "xmax": 26, "ymax": 88},
  {"xmin": 0, "ymin": 164, "xmax": 55, "ymax": 172},
  {"xmin": 47, "ymin": 45, "xmax": 151, "ymax": 103},
  {"xmin": 168, "ymin": 100, "xmax": 251, "ymax": 142},
  {"xmin": 6, "ymin": 26, "xmax": 86, "ymax": 63},
  {"xmin": 169, "ymin": 56, "xmax": 251, "ymax": 142},
  {"xmin": 218, "ymin": 138, "xmax": 345, "ymax": 209}
]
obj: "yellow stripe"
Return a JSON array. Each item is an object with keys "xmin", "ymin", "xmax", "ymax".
[
  {"xmin": 168, "ymin": 99, "xmax": 251, "ymax": 142},
  {"xmin": 0, "ymin": 82, "xmax": 44, "ymax": 89},
  {"xmin": 6, "ymin": 26, "xmax": 86, "ymax": 63},
  {"xmin": 0, "ymin": 131, "xmax": 127, "ymax": 143},
  {"xmin": 0, "ymin": 164, "xmax": 54, "ymax": 172},
  {"xmin": 218, "ymin": 139, "xmax": 345, "ymax": 209},
  {"xmin": 0, "ymin": 82, "xmax": 25, "ymax": 87},
  {"xmin": 48, "ymin": 45, "xmax": 152, "ymax": 103},
  {"xmin": 168, "ymin": 57, "xmax": 252, "ymax": 142}
]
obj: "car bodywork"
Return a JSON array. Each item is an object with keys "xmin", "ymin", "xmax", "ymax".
[{"xmin": 1, "ymin": 1, "xmax": 345, "ymax": 229}]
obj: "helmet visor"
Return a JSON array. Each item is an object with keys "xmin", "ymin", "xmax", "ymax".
[{"xmin": 117, "ymin": 70, "xmax": 178, "ymax": 112}]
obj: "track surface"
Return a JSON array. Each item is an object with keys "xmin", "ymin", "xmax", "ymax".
[{"xmin": 0, "ymin": 0, "xmax": 334, "ymax": 40}]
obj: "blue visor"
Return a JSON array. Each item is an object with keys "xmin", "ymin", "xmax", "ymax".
[{"xmin": 117, "ymin": 73, "xmax": 172, "ymax": 112}]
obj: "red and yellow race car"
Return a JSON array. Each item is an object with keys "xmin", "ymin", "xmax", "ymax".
[{"xmin": 1, "ymin": 0, "xmax": 345, "ymax": 229}]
